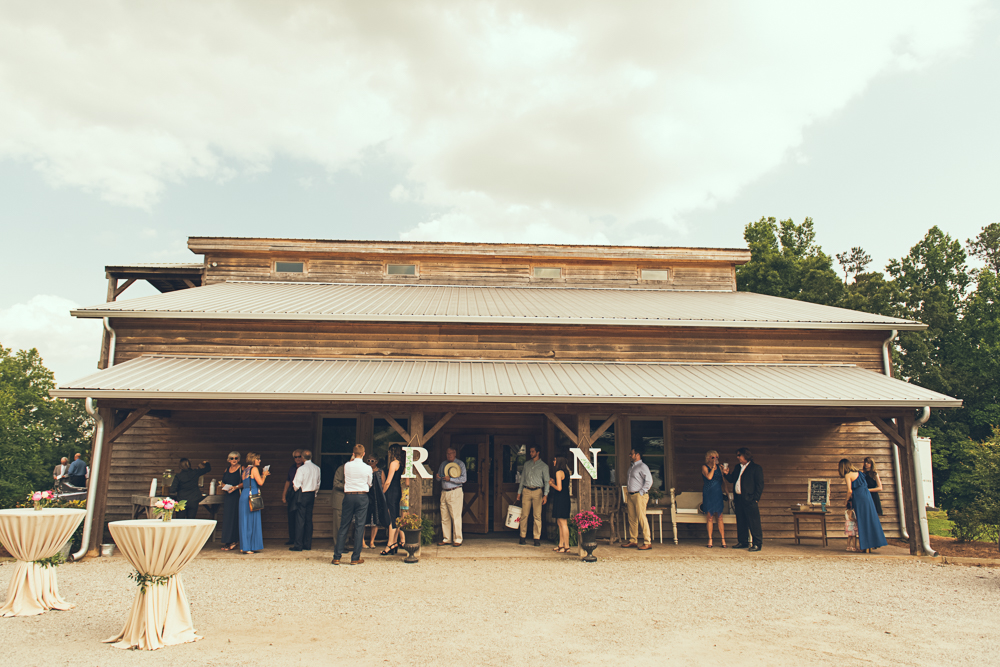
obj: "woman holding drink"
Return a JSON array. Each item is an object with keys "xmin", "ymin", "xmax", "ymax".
[{"xmin": 701, "ymin": 451, "xmax": 728, "ymax": 548}]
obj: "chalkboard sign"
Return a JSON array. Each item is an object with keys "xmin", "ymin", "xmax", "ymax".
[{"xmin": 807, "ymin": 478, "xmax": 830, "ymax": 506}]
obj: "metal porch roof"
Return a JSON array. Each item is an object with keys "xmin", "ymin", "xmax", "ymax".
[
  {"xmin": 70, "ymin": 281, "xmax": 924, "ymax": 330},
  {"xmin": 51, "ymin": 355, "xmax": 959, "ymax": 407}
]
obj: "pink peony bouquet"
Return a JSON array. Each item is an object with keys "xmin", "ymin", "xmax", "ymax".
[
  {"xmin": 30, "ymin": 490, "xmax": 55, "ymax": 502},
  {"xmin": 571, "ymin": 507, "xmax": 603, "ymax": 532},
  {"xmin": 153, "ymin": 497, "xmax": 186, "ymax": 518}
]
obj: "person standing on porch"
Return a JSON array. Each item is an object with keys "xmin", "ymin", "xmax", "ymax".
[
  {"xmin": 331, "ymin": 462, "xmax": 346, "ymax": 545},
  {"xmin": 333, "ymin": 444, "xmax": 373, "ymax": 565},
  {"xmin": 701, "ymin": 450, "xmax": 728, "ymax": 548},
  {"xmin": 724, "ymin": 447, "xmax": 764, "ymax": 552},
  {"xmin": 239, "ymin": 452, "xmax": 270, "ymax": 554},
  {"xmin": 839, "ymin": 458, "xmax": 887, "ymax": 553},
  {"xmin": 67, "ymin": 453, "xmax": 87, "ymax": 488},
  {"xmin": 282, "ymin": 449, "xmax": 304, "ymax": 545},
  {"xmin": 623, "ymin": 448, "xmax": 653, "ymax": 550},
  {"xmin": 170, "ymin": 458, "xmax": 212, "ymax": 519},
  {"xmin": 517, "ymin": 445, "xmax": 549, "ymax": 546},
  {"xmin": 290, "ymin": 449, "xmax": 321, "ymax": 551},
  {"xmin": 436, "ymin": 446, "xmax": 468, "ymax": 547}
]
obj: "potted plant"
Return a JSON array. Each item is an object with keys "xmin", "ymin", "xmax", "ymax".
[
  {"xmin": 152, "ymin": 498, "xmax": 185, "ymax": 521},
  {"xmin": 570, "ymin": 507, "xmax": 603, "ymax": 562},
  {"xmin": 648, "ymin": 489, "xmax": 664, "ymax": 506},
  {"xmin": 396, "ymin": 512, "xmax": 423, "ymax": 563}
]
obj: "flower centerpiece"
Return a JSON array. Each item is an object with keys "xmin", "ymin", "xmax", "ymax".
[
  {"xmin": 28, "ymin": 490, "xmax": 55, "ymax": 511},
  {"xmin": 570, "ymin": 507, "xmax": 603, "ymax": 562},
  {"xmin": 152, "ymin": 498, "xmax": 186, "ymax": 521},
  {"xmin": 395, "ymin": 512, "xmax": 423, "ymax": 563}
]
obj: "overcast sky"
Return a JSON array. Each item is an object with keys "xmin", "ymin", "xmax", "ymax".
[{"xmin": 1, "ymin": 1, "xmax": 997, "ymax": 384}]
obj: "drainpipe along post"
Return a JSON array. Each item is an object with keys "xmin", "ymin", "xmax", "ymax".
[
  {"xmin": 880, "ymin": 329, "xmax": 909, "ymax": 540},
  {"xmin": 70, "ymin": 398, "xmax": 105, "ymax": 562}
]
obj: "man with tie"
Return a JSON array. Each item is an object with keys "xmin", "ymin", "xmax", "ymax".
[{"xmin": 724, "ymin": 447, "xmax": 765, "ymax": 552}]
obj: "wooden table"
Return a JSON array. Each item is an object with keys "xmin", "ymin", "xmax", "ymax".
[
  {"xmin": 105, "ymin": 519, "xmax": 216, "ymax": 650},
  {"xmin": 131, "ymin": 495, "xmax": 164, "ymax": 520},
  {"xmin": 198, "ymin": 496, "xmax": 224, "ymax": 541},
  {"xmin": 0, "ymin": 508, "xmax": 86, "ymax": 616},
  {"xmin": 790, "ymin": 509, "xmax": 831, "ymax": 547}
]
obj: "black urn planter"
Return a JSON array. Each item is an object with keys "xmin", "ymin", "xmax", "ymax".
[
  {"xmin": 402, "ymin": 539, "xmax": 421, "ymax": 563},
  {"xmin": 580, "ymin": 529, "xmax": 598, "ymax": 562}
]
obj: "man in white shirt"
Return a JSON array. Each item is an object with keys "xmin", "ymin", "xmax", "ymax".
[
  {"xmin": 289, "ymin": 449, "xmax": 322, "ymax": 551},
  {"xmin": 333, "ymin": 444, "xmax": 373, "ymax": 565}
]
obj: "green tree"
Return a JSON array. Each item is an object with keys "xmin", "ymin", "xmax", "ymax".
[
  {"xmin": 967, "ymin": 222, "xmax": 1000, "ymax": 275},
  {"xmin": 736, "ymin": 216, "xmax": 844, "ymax": 305},
  {"xmin": 0, "ymin": 344, "xmax": 93, "ymax": 508}
]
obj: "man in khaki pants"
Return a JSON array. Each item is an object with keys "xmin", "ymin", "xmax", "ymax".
[
  {"xmin": 436, "ymin": 446, "xmax": 468, "ymax": 546},
  {"xmin": 516, "ymin": 445, "xmax": 549, "ymax": 546},
  {"xmin": 623, "ymin": 448, "xmax": 653, "ymax": 550}
]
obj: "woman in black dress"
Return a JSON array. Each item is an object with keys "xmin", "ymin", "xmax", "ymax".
[
  {"xmin": 220, "ymin": 451, "xmax": 243, "ymax": 551},
  {"xmin": 381, "ymin": 444, "xmax": 404, "ymax": 555},
  {"xmin": 862, "ymin": 457, "xmax": 884, "ymax": 516},
  {"xmin": 548, "ymin": 456, "xmax": 571, "ymax": 553},
  {"xmin": 169, "ymin": 458, "xmax": 211, "ymax": 519}
]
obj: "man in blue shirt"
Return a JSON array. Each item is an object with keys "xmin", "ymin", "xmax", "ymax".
[
  {"xmin": 67, "ymin": 453, "xmax": 88, "ymax": 488},
  {"xmin": 622, "ymin": 448, "xmax": 653, "ymax": 550},
  {"xmin": 436, "ymin": 447, "xmax": 468, "ymax": 547}
]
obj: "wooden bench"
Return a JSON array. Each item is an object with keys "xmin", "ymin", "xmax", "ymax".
[{"xmin": 670, "ymin": 487, "xmax": 738, "ymax": 545}]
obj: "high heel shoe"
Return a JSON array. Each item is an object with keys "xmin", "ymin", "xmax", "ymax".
[{"xmin": 380, "ymin": 543, "xmax": 399, "ymax": 556}]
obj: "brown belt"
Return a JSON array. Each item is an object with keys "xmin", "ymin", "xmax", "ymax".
[{"xmin": 344, "ymin": 491, "xmax": 367, "ymax": 495}]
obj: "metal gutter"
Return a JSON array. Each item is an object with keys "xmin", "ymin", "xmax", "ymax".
[
  {"xmin": 103, "ymin": 318, "xmax": 116, "ymax": 366},
  {"xmin": 911, "ymin": 406, "xmax": 937, "ymax": 556},
  {"xmin": 881, "ymin": 329, "xmax": 909, "ymax": 540},
  {"xmin": 70, "ymin": 398, "xmax": 104, "ymax": 562}
]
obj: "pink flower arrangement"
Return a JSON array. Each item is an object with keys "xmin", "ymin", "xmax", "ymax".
[
  {"xmin": 571, "ymin": 507, "xmax": 603, "ymax": 532},
  {"xmin": 30, "ymin": 490, "xmax": 55, "ymax": 502},
  {"xmin": 155, "ymin": 498, "xmax": 177, "ymax": 511},
  {"xmin": 152, "ymin": 497, "xmax": 186, "ymax": 518}
]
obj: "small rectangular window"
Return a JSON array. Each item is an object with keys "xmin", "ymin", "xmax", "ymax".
[
  {"xmin": 641, "ymin": 269, "xmax": 670, "ymax": 281},
  {"xmin": 275, "ymin": 261, "xmax": 304, "ymax": 273},
  {"xmin": 387, "ymin": 264, "xmax": 417, "ymax": 276},
  {"xmin": 533, "ymin": 267, "xmax": 562, "ymax": 278}
]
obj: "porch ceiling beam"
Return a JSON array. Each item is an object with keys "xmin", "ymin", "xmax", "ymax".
[
  {"xmin": 590, "ymin": 413, "xmax": 618, "ymax": 444},
  {"xmin": 113, "ymin": 278, "xmax": 137, "ymax": 299},
  {"xmin": 870, "ymin": 417, "xmax": 906, "ymax": 448},
  {"xmin": 105, "ymin": 407, "xmax": 150, "ymax": 445},
  {"xmin": 183, "ymin": 279, "xmax": 197, "ymax": 288},
  {"xmin": 379, "ymin": 414, "xmax": 411, "ymax": 442},
  {"xmin": 421, "ymin": 411, "xmax": 455, "ymax": 444},
  {"xmin": 544, "ymin": 412, "xmax": 579, "ymax": 445}
]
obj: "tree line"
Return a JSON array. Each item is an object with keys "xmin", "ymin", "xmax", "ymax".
[{"xmin": 737, "ymin": 217, "xmax": 1000, "ymax": 544}]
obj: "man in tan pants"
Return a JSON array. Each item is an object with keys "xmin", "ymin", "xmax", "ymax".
[
  {"xmin": 436, "ymin": 447, "xmax": 467, "ymax": 546},
  {"xmin": 623, "ymin": 448, "xmax": 653, "ymax": 550},
  {"xmin": 516, "ymin": 445, "xmax": 550, "ymax": 546}
]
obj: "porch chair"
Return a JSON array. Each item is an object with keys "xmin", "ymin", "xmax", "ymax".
[{"xmin": 591, "ymin": 485, "xmax": 621, "ymax": 544}]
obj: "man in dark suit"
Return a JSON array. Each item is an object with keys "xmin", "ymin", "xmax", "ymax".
[{"xmin": 724, "ymin": 447, "xmax": 764, "ymax": 552}]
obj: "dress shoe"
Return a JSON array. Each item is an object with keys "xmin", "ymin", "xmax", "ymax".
[
  {"xmin": 284, "ymin": 541, "xmax": 295, "ymax": 545},
  {"xmin": 350, "ymin": 558, "xmax": 365, "ymax": 565},
  {"xmin": 748, "ymin": 546, "xmax": 761, "ymax": 552},
  {"xmin": 732, "ymin": 543, "xmax": 749, "ymax": 549},
  {"xmin": 289, "ymin": 546, "xmax": 303, "ymax": 551},
  {"xmin": 519, "ymin": 537, "xmax": 526, "ymax": 545},
  {"xmin": 533, "ymin": 540, "xmax": 541, "ymax": 547},
  {"xmin": 438, "ymin": 541, "xmax": 452, "ymax": 546},
  {"xmin": 331, "ymin": 559, "xmax": 340, "ymax": 565},
  {"xmin": 620, "ymin": 541, "xmax": 638, "ymax": 549},
  {"xmin": 452, "ymin": 542, "xmax": 462, "ymax": 547},
  {"xmin": 637, "ymin": 544, "xmax": 652, "ymax": 551}
]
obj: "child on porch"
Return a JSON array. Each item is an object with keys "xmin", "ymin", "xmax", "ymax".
[{"xmin": 844, "ymin": 502, "xmax": 859, "ymax": 552}]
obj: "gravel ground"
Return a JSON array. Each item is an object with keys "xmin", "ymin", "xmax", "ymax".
[{"xmin": 1, "ymin": 555, "xmax": 998, "ymax": 666}]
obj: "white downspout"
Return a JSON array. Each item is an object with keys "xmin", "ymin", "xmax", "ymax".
[
  {"xmin": 103, "ymin": 317, "xmax": 116, "ymax": 366},
  {"xmin": 881, "ymin": 329, "xmax": 908, "ymax": 539},
  {"xmin": 910, "ymin": 406, "xmax": 937, "ymax": 556},
  {"xmin": 71, "ymin": 398, "xmax": 105, "ymax": 562}
]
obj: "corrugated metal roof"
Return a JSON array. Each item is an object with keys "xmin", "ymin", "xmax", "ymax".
[
  {"xmin": 70, "ymin": 281, "xmax": 923, "ymax": 330},
  {"xmin": 51, "ymin": 355, "xmax": 959, "ymax": 407}
]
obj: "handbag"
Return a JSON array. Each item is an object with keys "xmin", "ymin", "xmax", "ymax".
[{"xmin": 249, "ymin": 492, "xmax": 264, "ymax": 512}]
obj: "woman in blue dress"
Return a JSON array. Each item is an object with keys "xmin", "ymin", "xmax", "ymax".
[
  {"xmin": 239, "ymin": 451, "xmax": 271, "ymax": 554},
  {"xmin": 839, "ymin": 458, "xmax": 887, "ymax": 552},
  {"xmin": 701, "ymin": 450, "xmax": 728, "ymax": 548}
]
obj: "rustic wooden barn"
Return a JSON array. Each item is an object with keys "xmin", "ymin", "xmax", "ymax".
[{"xmin": 52, "ymin": 238, "xmax": 960, "ymax": 557}]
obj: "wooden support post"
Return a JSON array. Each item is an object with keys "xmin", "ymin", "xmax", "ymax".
[
  {"xmin": 665, "ymin": 416, "xmax": 675, "ymax": 492},
  {"xmin": 113, "ymin": 278, "xmax": 137, "ymax": 298},
  {"xmin": 577, "ymin": 414, "xmax": 592, "ymax": 514},
  {"xmin": 896, "ymin": 414, "xmax": 920, "ymax": 555},
  {"xmin": 409, "ymin": 411, "xmax": 424, "ymax": 555}
]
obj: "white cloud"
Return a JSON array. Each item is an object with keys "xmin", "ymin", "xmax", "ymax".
[
  {"xmin": 0, "ymin": 0, "xmax": 985, "ymax": 241},
  {"xmin": 0, "ymin": 296, "xmax": 103, "ymax": 385}
]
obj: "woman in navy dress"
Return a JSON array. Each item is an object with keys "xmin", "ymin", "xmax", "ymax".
[
  {"xmin": 239, "ymin": 451, "xmax": 270, "ymax": 554},
  {"xmin": 219, "ymin": 451, "xmax": 243, "ymax": 551},
  {"xmin": 701, "ymin": 450, "xmax": 728, "ymax": 548},
  {"xmin": 839, "ymin": 458, "xmax": 887, "ymax": 552}
]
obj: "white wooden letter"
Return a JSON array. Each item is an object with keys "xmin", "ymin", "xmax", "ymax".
[
  {"xmin": 402, "ymin": 446, "xmax": 432, "ymax": 479},
  {"xmin": 569, "ymin": 448, "xmax": 600, "ymax": 479}
]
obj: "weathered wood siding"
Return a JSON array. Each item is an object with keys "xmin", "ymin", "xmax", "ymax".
[
  {"xmin": 670, "ymin": 417, "xmax": 900, "ymax": 540},
  {"xmin": 111, "ymin": 319, "xmax": 887, "ymax": 370},
  {"xmin": 202, "ymin": 253, "xmax": 737, "ymax": 291}
]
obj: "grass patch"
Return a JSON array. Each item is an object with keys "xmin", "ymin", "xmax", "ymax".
[{"xmin": 926, "ymin": 510, "xmax": 954, "ymax": 537}]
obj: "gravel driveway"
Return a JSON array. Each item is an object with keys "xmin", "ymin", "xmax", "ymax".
[{"xmin": 1, "ymin": 554, "xmax": 997, "ymax": 666}]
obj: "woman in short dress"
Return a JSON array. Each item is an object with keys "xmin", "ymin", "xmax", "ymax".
[
  {"xmin": 548, "ymin": 456, "xmax": 571, "ymax": 553},
  {"xmin": 839, "ymin": 458, "xmax": 887, "ymax": 553},
  {"xmin": 862, "ymin": 457, "xmax": 884, "ymax": 516},
  {"xmin": 239, "ymin": 452, "xmax": 270, "ymax": 554},
  {"xmin": 381, "ymin": 445, "xmax": 404, "ymax": 555},
  {"xmin": 701, "ymin": 450, "xmax": 728, "ymax": 548},
  {"xmin": 220, "ymin": 451, "xmax": 243, "ymax": 551}
]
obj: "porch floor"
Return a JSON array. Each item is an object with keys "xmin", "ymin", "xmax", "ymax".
[{"xmin": 188, "ymin": 533, "xmax": 916, "ymax": 561}]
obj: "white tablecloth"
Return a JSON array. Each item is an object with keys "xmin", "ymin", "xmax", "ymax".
[
  {"xmin": 0, "ymin": 508, "xmax": 85, "ymax": 617},
  {"xmin": 104, "ymin": 518, "xmax": 215, "ymax": 650}
]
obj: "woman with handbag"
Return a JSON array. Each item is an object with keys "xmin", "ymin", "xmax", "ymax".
[{"xmin": 239, "ymin": 452, "xmax": 270, "ymax": 554}]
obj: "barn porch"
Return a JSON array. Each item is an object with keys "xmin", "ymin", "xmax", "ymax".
[{"xmin": 51, "ymin": 354, "xmax": 960, "ymax": 559}]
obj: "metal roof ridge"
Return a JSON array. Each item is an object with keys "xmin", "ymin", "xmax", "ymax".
[{"xmin": 222, "ymin": 280, "xmax": 738, "ymax": 294}]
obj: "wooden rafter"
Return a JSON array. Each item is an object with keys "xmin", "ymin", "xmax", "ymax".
[
  {"xmin": 590, "ymin": 413, "xmax": 618, "ymax": 444},
  {"xmin": 105, "ymin": 407, "xmax": 150, "ymax": 445},
  {"xmin": 870, "ymin": 417, "xmax": 906, "ymax": 448},
  {"xmin": 421, "ymin": 411, "xmax": 456, "ymax": 444},
  {"xmin": 544, "ymin": 412, "xmax": 579, "ymax": 444},
  {"xmin": 183, "ymin": 279, "xmax": 197, "ymax": 288},
  {"xmin": 380, "ymin": 414, "xmax": 411, "ymax": 442},
  {"xmin": 113, "ymin": 278, "xmax": 137, "ymax": 299}
]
